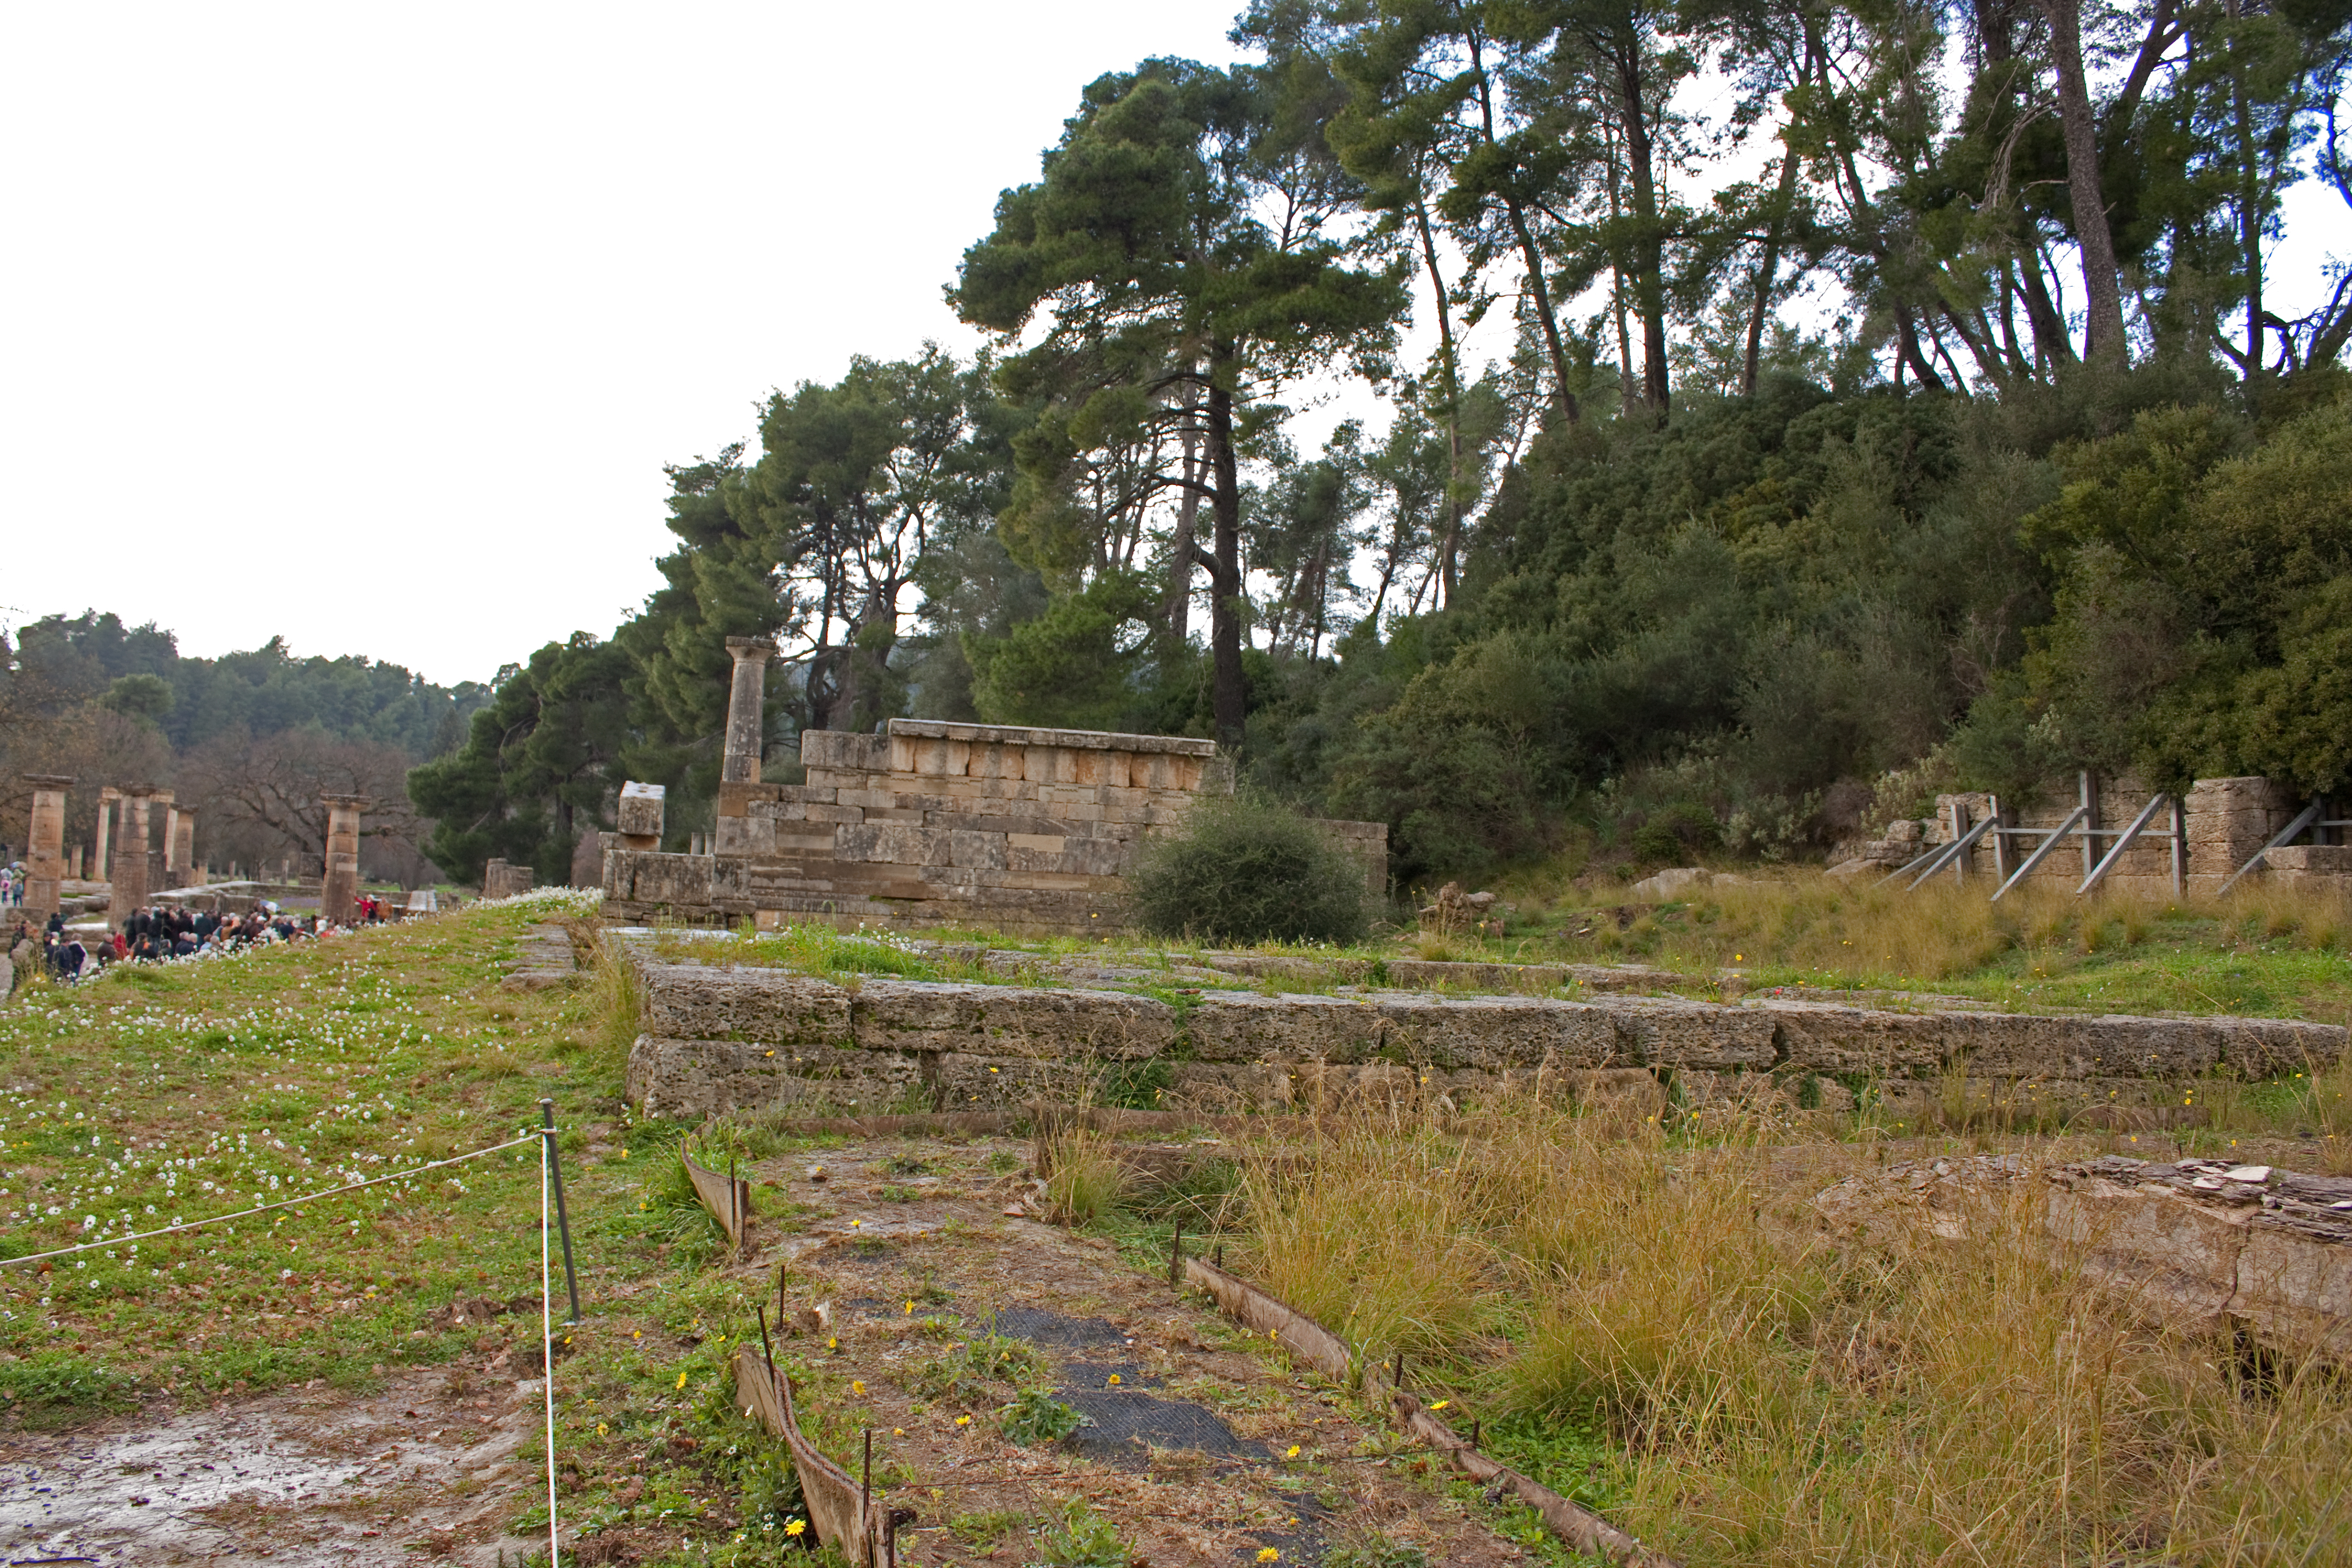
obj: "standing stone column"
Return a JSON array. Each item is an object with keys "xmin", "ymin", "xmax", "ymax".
[
  {"xmin": 113, "ymin": 788, "xmax": 154, "ymax": 915},
  {"xmin": 149, "ymin": 790, "xmax": 175, "ymax": 894},
  {"xmin": 320, "ymin": 795, "xmax": 368, "ymax": 925},
  {"xmin": 174, "ymin": 809, "xmax": 198, "ymax": 887},
  {"xmin": 721, "ymin": 637, "xmax": 777, "ymax": 784},
  {"xmin": 93, "ymin": 788, "xmax": 117, "ymax": 891},
  {"xmin": 21, "ymin": 776, "xmax": 72, "ymax": 925}
]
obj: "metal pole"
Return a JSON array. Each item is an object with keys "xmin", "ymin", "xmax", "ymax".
[
  {"xmin": 2079, "ymin": 772, "xmax": 2099, "ymax": 883},
  {"xmin": 2170, "ymin": 796, "xmax": 2187, "ymax": 899},
  {"xmin": 1989, "ymin": 795, "xmax": 2011, "ymax": 885},
  {"xmin": 538, "ymin": 1099, "xmax": 582, "ymax": 1324}
]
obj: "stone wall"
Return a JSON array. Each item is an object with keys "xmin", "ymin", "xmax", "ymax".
[
  {"xmin": 602, "ymin": 718, "xmax": 1387, "ymax": 935},
  {"xmin": 620, "ymin": 954, "xmax": 2350, "ymax": 1122}
]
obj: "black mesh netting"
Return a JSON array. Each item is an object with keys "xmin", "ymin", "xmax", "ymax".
[
  {"xmin": 985, "ymin": 1307, "xmax": 1128, "ymax": 1348},
  {"xmin": 1054, "ymin": 1388, "xmax": 1261, "ymax": 1468}
]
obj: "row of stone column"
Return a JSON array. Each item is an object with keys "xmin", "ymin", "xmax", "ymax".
[{"xmin": 14, "ymin": 777, "xmax": 367, "ymax": 928}]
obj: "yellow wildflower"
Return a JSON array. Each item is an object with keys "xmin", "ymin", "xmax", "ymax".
[{"xmin": 785, "ymin": 1519, "xmax": 806, "ymax": 1537}]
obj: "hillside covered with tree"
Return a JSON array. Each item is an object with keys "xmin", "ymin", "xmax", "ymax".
[{"xmin": 409, "ymin": 0, "xmax": 2352, "ymax": 890}]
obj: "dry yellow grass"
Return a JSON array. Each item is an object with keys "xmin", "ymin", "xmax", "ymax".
[
  {"xmin": 1619, "ymin": 875, "xmax": 2352, "ymax": 984},
  {"xmin": 1239, "ymin": 1101, "xmax": 2352, "ymax": 1566}
]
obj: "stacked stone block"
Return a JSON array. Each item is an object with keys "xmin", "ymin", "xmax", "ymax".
[
  {"xmin": 606, "ymin": 717, "xmax": 1387, "ymax": 935},
  {"xmin": 620, "ymin": 955, "xmax": 2350, "ymax": 1120}
]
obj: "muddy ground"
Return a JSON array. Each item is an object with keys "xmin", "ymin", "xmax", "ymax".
[{"xmin": 0, "ymin": 1360, "xmax": 546, "ymax": 1566}]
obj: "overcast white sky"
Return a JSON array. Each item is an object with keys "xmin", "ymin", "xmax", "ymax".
[
  {"xmin": 0, "ymin": 1, "xmax": 1264, "ymax": 687},
  {"xmin": 2, "ymin": 4, "xmax": 2340, "ymax": 690}
]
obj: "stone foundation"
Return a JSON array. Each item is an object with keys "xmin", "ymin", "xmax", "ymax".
[{"xmin": 620, "ymin": 955, "xmax": 2348, "ymax": 1120}]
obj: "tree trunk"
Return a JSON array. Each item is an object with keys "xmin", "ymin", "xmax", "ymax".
[
  {"xmin": 1743, "ymin": 149, "xmax": 1805, "ymax": 395},
  {"xmin": 1411, "ymin": 192, "xmax": 1470, "ymax": 607},
  {"xmin": 1167, "ymin": 418, "xmax": 1201, "ymax": 649},
  {"xmin": 1206, "ymin": 360, "xmax": 1247, "ymax": 749},
  {"xmin": 2040, "ymin": 0, "xmax": 2130, "ymax": 362},
  {"xmin": 1612, "ymin": 34, "xmax": 1671, "ymax": 415},
  {"xmin": 1468, "ymin": 33, "xmax": 1580, "ymax": 424}
]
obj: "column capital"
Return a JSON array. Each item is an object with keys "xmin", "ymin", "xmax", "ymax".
[
  {"xmin": 724, "ymin": 636, "xmax": 779, "ymax": 662},
  {"xmin": 20, "ymin": 773, "xmax": 74, "ymax": 790},
  {"xmin": 319, "ymin": 793, "xmax": 373, "ymax": 810}
]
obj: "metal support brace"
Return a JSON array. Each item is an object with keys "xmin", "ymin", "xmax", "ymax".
[
  {"xmin": 2217, "ymin": 799, "xmax": 2324, "ymax": 896},
  {"xmin": 2078, "ymin": 792, "xmax": 2172, "ymax": 895},
  {"xmin": 1990, "ymin": 804, "xmax": 2089, "ymax": 902},
  {"xmin": 1898, "ymin": 813, "xmax": 1998, "ymax": 891}
]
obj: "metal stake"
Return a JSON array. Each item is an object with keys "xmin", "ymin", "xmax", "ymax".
[
  {"xmin": 1168, "ymin": 1221, "xmax": 1183, "ymax": 1286},
  {"xmin": 538, "ymin": 1099, "xmax": 582, "ymax": 1324}
]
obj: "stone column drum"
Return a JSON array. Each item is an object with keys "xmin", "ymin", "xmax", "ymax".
[
  {"xmin": 113, "ymin": 788, "xmax": 153, "ymax": 914},
  {"xmin": 21, "ymin": 775, "xmax": 72, "ymax": 924},
  {"xmin": 721, "ymin": 637, "xmax": 777, "ymax": 784},
  {"xmin": 320, "ymin": 795, "xmax": 368, "ymax": 925},
  {"xmin": 173, "ymin": 808, "xmax": 197, "ymax": 888}
]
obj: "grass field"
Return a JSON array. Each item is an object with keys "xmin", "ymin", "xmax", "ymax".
[{"xmin": 0, "ymin": 896, "xmax": 851, "ymax": 1565}]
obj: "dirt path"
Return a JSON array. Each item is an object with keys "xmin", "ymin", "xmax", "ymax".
[{"xmin": 735, "ymin": 1133, "xmax": 1536, "ymax": 1567}]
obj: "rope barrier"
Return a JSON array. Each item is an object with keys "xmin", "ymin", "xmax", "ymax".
[{"xmin": 0, "ymin": 1134, "xmax": 542, "ymax": 1270}]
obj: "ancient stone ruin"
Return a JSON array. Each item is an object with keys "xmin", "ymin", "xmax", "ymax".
[
  {"xmin": 597, "ymin": 636, "xmax": 1384, "ymax": 932},
  {"xmin": 1833, "ymin": 773, "xmax": 2349, "ymax": 897}
]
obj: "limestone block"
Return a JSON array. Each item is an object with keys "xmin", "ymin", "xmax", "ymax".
[
  {"xmin": 1598, "ymin": 998, "xmax": 1779, "ymax": 1069},
  {"xmin": 833, "ymin": 824, "xmax": 951, "ymax": 866},
  {"xmin": 971, "ymin": 743, "xmax": 1020, "ymax": 779},
  {"xmin": 2266, "ymin": 845, "xmax": 2352, "ymax": 877},
  {"xmin": 800, "ymin": 731, "xmax": 891, "ymax": 772},
  {"xmin": 947, "ymin": 830, "xmax": 1007, "ymax": 870},
  {"xmin": 637, "ymin": 960, "xmax": 852, "ymax": 1047},
  {"xmin": 1373, "ymin": 993, "xmax": 1620, "ymax": 1070},
  {"xmin": 2215, "ymin": 1017, "xmax": 2350, "ymax": 1078},
  {"xmin": 851, "ymin": 980, "xmax": 1175, "ymax": 1060},
  {"xmin": 1762, "ymin": 1001, "xmax": 1950, "ymax": 1075},
  {"xmin": 617, "ymin": 781, "xmax": 666, "ymax": 839},
  {"xmin": 1964, "ymin": 1014, "xmax": 2223, "ymax": 1079},
  {"xmin": 1184, "ymin": 992, "xmax": 1385, "ymax": 1063},
  {"xmin": 926, "ymin": 1051, "xmax": 1093, "ymax": 1107}
]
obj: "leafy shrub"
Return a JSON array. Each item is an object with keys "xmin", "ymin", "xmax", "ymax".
[
  {"xmin": 1000, "ymin": 1387, "xmax": 1088, "ymax": 1445},
  {"xmin": 1629, "ymin": 802, "xmax": 1721, "ymax": 864},
  {"xmin": 1130, "ymin": 793, "xmax": 1369, "ymax": 944},
  {"xmin": 1032, "ymin": 1498, "xmax": 1131, "ymax": 1566}
]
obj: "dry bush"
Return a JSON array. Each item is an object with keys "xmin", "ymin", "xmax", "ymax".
[
  {"xmin": 1036, "ymin": 1125, "xmax": 1129, "ymax": 1228},
  {"xmin": 1246, "ymin": 1098, "xmax": 2352, "ymax": 1566}
]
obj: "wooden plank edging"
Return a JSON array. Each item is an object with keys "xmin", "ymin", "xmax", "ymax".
[
  {"xmin": 1179, "ymin": 1255, "xmax": 1676, "ymax": 1568},
  {"xmin": 682, "ymin": 1148, "xmax": 752, "ymax": 1247},
  {"xmin": 731, "ymin": 1344, "xmax": 880, "ymax": 1565}
]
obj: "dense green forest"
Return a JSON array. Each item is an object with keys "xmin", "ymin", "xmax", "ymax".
[{"xmin": 411, "ymin": 0, "xmax": 2352, "ymax": 890}]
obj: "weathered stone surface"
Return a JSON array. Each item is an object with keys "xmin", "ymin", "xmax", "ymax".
[
  {"xmin": 1815, "ymin": 1154, "xmax": 2352, "ymax": 1362},
  {"xmin": 1373, "ymin": 992, "xmax": 1620, "ymax": 1070},
  {"xmin": 1761, "ymin": 1001, "xmax": 1950, "ymax": 1075},
  {"xmin": 1184, "ymin": 991, "xmax": 1384, "ymax": 1063},
  {"xmin": 1596, "ymin": 997, "xmax": 1780, "ymax": 1069},
  {"xmin": 851, "ymin": 979, "xmax": 1174, "ymax": 1060},
  {"xmin": 639, "ymin": 962, "xmax": 852, "ymax": 1047},
  {"xmin": 618, "ymin": 781, "xmax": 667, "ymax": 840}
]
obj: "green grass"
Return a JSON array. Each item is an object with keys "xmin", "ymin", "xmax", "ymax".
[{"xmin": 0, "ymin": 900, "xmax": 872, "ymax": 1566}]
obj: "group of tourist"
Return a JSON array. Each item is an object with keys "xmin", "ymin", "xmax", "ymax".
[{"xmin": 0, "ymin": 901, "xmax": 333, "ymax": 994}]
